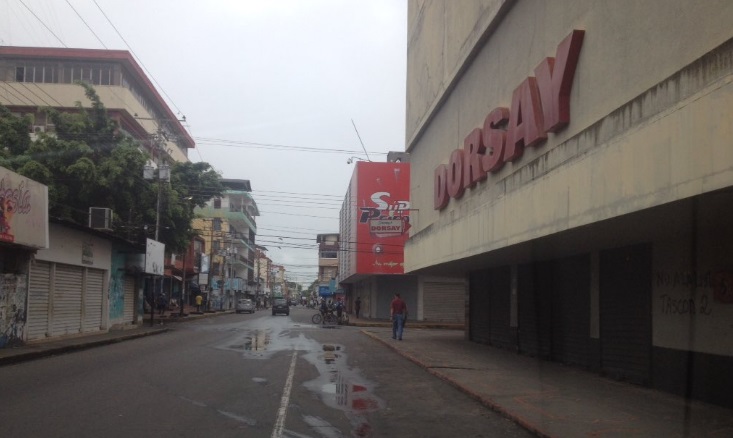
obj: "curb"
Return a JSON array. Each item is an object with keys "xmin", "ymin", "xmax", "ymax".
[
  {"xmin": 0, "ymin": 328, "xmax": 170, "ymax": 367},
  {"xmin": 361, "ymin": 329, "xmax": 551, "ymax": 438}
]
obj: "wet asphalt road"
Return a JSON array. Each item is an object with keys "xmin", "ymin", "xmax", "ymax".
[{"xmin": 0, "ymin": 306, "xmax": 533, "ymax": 438}]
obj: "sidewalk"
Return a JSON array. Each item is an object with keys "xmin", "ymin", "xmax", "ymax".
[
  {"xmin": 361, "ymin": 327, "xmax": 733, "ymax": 438},
  {"xmin": 0, "ymin": 306, "xmax": 234, "ymax": 367}
]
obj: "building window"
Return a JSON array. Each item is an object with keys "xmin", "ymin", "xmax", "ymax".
[
  {"xmin": 212, "ymin": 218, "xmax": 222, "ymax": 231},
  {"xmin": 212, "ymin": 240, "xmax": 221, "ymax": 251},
  {"xmin": 213, "ymin": 198, "xmax": 222, "ymax": 209},
  {"xmin": 320, "ymin": 251, "xmax": 338, "ymax": 258}
]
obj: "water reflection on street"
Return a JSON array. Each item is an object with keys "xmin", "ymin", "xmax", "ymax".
[{"xmin": 208, "ymin": 316, "xmax": 384, "ymax": 437}]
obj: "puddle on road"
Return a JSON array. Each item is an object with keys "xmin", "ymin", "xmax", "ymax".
[
  {"xmin": 301, "ymin": 344, "xmax": 384, "ymax": 437},
  {"xmin": 243, "ymin": 329, "xmax": 270, "ymax": 351},
  {"xmin": 213, "ymin": 318, "xmax": 384, "ymax": 437}
]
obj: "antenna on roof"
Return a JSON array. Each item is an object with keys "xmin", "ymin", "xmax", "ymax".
[{"xmin": 351, "ymin": 119, "xmax": 372, "ymax": 162}]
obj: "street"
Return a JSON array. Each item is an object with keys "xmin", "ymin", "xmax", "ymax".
[{"xmin": 0, "ymin": 306, "xmax": 532, "ymax": 438}]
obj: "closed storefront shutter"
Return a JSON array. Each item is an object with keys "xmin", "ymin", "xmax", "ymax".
[
  {"xmin": 469, "ymin": 270, "xmax": 491, "ymax": 344},
  {"xmin": 424, "ymin": 281, "xmax": 464, "ymax": 323},
  {"xmin": 550, "ymin": 255, "xmax": 591, "ymax": 367},
  {"xmin": 123, "ymin": 275, "xmax": 135, "ymax": 323},
  {"xmin": 27, "ymin": 260, "xmax": 52, "ymax": 341},
  {"xmin": 83, "ymin": 268, "xmax": 104, "ymax": 332},
  {"xmin": 600, "ymin": 244, "xmax": 652, "ymax": 385},
  {"xmin": 518, "ymin": 263, "xmax": 552, "ymax": 359},
  {"xmin": 488, "ymin": 266, "xmax": 512, "ymax": 350},
  {"xmin": 51, "ymin": 264, "xmax": 83, "ymax": 337}
]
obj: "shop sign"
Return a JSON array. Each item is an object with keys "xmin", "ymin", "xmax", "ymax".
[
  {"xmin": 0, "ymin": 166, "xmax": 48, "ymax": 248},
  {"xmin": 434, "ymin": 30, "xmax": 585, "ymax": 210}
]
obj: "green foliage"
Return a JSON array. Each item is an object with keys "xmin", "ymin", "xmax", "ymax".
[{"xmin": 0, "ymin": 83, "xmax": 225, "ymax": 253}]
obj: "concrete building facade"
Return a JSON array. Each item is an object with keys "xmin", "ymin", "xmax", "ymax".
[
  {"xmin": 0, "ymin": 47, "xmax": 193, "ymax": 164},
  {"xmin": 405, "ymin": 0, "xmax": 733, "ymax": 407}
]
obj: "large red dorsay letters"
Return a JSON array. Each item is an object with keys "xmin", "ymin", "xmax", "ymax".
[{"xmin": 434, "ymin": 30, "xmax": 584, "ymax": 210}]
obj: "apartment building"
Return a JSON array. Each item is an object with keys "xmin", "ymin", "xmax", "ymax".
[{"xmin": 194, "ymin": 179, "xmax": 258, "ymax": 310}]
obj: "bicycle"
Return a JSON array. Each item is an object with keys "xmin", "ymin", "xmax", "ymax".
[
  {"xmin": 323, "ymin": 312, "xmax": 338, "ymax": 325},
  {"xmin": 311, "ymin": 312, "xmax": 323, "ymax": 324}
]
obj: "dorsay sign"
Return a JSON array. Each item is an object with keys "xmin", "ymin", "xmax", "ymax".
[{"xmin": 434, "ymin": 30, "xmax": 585, "ymax": 210}]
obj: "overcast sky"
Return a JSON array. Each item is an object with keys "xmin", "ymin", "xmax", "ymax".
[{"xmin": 0, "ymin": 0, "xmax": 408, "ymax": 286}]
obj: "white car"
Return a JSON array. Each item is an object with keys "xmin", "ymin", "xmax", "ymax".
[{"xmin": 236, "ymin": 298, "xmax": 255, "ymax": 314}]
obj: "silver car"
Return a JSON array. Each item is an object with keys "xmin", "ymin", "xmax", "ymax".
[{"xmin": 236, "ymin": 298, "xmax": 255, "ymax": 314}]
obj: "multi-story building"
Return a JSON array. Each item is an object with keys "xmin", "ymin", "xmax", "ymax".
[
  {"xmin": 405, "ymin": 0, "xmax": 733, "ymax": 408},
  {"xmin": 336, "ymin": 158, "xmax": 461, "ymax": 321},
  {"xmin": 0, "ymin": 46, "xmax": 193, "ymax": 339},
  {"xmin": 254, "ymin": 246, "xmax": 272, "ymax": 306},
  {"xmin": 0, "ymin": 47, "xmax": 193, "ymax": 164},
  {"xmin": 193, "ymin": 179, "xmax": 258, "ymax": 310},
  {"xmin": 0, "ymin": 46, "xmax": 199, "ymax": 314},
  {"xmin": 316, "ymin": 233, "xmax": 339, "ymax": 298},
  {"xmin": 271, "ymin": 264, "xmax": 286, "ymax": 299}
]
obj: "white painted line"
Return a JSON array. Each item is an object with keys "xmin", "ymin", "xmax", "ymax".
[{"xmin": 271, "ymin": 350, "xmax": 298, "ymax": 438}]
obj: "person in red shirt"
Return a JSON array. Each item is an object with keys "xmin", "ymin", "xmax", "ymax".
[{"xmin": 390, "ymin": 293, "xmax": 408, "ymax": 340}]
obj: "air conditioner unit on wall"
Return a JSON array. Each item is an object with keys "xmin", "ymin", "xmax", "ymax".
[{"xmin": 89, "ymin": 207, "xmax": 113, "ymax": 231}]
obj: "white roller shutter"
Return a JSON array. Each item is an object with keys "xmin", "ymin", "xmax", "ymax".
[
  {"xmin": 27, "ymin": 260, "xmax": 51, "ymax": 341},
  {"xmin": 51, "ymin": 264, "xmax": 83, "ymax": 337},
  {"xmin": 83, "ymin": 268, "xmax": 104, "ymax": 332},
  {"xmin": 423, "ymin": 281, "xmax": 465, "ymax": 323},
  {"xmin": 123, "ymin": 275, "xmax": 135, "ymax": 323}
]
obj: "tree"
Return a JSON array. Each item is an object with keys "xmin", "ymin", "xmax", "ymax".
[{"xmin": 0, "ymin": 82, "xmax": 224, "ymax": 252}]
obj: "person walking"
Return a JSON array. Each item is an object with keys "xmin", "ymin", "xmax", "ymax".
[
  {"xmin": 355, "ymin": 296, "xmax": 362, "ymax": 319},
  {"xmin": 195, "ymin": 293, "xmax": 203, "ymax": 312},
  {"xmin": 390, "ymin": 293, "xmax": 408, "ymax": 340},
  {"xmin": 156, "ymin": 293, "xmax": 167, "ymax": 316}
]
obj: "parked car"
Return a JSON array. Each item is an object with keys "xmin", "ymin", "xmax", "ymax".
[
  {"xmin": 236, "ymin": 298, "xmax": 255, "ymax": 314},
  {"xmin": 272, "ymin": 298, "xmax": 290, "ymax": 316}
]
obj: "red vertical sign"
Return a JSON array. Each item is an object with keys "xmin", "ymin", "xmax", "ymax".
[{"xmin": 355, "ymin": 162, "xmax": 411, "ymax": 274}]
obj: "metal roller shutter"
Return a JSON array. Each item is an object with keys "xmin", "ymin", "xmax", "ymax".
[
  {"xmin": 517, "ymin": 263, "xmax": 552, "ymax": 359},
  {"xmin": 51, "ymin": 264, "xmax": 83, "ymax": 337},
  {"xmin": 83, "ymin": 268, "xmax": 104, "ymax": 332},
  {"xmin": 424, "ymin": 281, "xmax": 464, "ymax": 323},
  {"xmin": 27, "ymin": 260, "xmax": 51, "ymax": 341},
  {"xmin": 550, "ymin": 255, "xmax": 591, "ymax": 367},
  {"xmin": 488, "ymin": 266, "xmax": 512, "ymax": 350},
  {"xmin": 600, "ymin": 244, "xmax": 652, "ymax": 385},
  {"xmin": 469, "ymin": 270, "xmax": 491, "ymax": 344},
  {"xmin": 123, "ymin": 275, "xmax": 135, "ymax": 323}
]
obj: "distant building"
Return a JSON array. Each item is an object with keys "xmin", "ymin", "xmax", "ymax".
[
  {"xmin": 193, "ymin": 179, "xmax": 259, "ymax": 310},
  {"xmin": 337, "ymin": 158, "xmax": 463, "ymax": 321}
]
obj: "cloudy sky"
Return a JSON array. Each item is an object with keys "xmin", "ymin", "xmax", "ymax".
[{"xmin": 0, "ymin": 0, "xmax": 408, "ymax": 286}]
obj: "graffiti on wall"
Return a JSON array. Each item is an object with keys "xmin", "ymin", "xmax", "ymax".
[
  {"xmin": 109, "ymin": 255, "xmax": 125, "ymax": 321},
  {"xmin": 656, "ymin": 270, "xmax": 733, "ymax": 317},
  {"xmin": 109, "ymin": 273, "xmax": 124, "ymax": 321},
  {"xmin": 0, "ymin": 273, "xmax": 27, "ymax": 348}
]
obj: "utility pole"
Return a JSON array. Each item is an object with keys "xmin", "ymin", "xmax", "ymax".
[
  {"xmin": 180, "ymin": 249, "xmax": 187, "ymax": 317},
  {"xmin": 144, "ymin": 128, "xmax": 170, "ymax": 327}
]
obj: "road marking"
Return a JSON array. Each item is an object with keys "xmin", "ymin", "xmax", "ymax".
[{"xmin": 271, "ymin": 350, "xmax": 298, "ymax": 438}]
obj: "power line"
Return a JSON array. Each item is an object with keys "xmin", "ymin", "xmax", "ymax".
[
  {"xmin": 92, "ymin": 0, "xmax": 184, "ymax": 116},
  {"xmin": 194, "ymin": 136, "xmax": 389, "ymax": 156},
  {"xmin": 18, "ymin": 0, "xmax": 67, "ymax": 47},
  {"xmin": 65, "ymin": 0, "xmax": 107, "ymax": 49}
]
